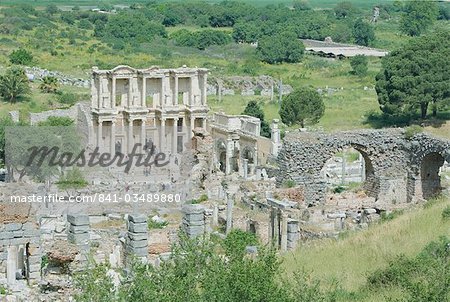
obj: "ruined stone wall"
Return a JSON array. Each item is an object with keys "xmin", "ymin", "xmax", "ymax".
[
  {"xmin": 0, "ymin": 222, "xmax": 41, "ymax": 284},
  {"xmin": 29, "ymin": 105, "xmax": 78, "ymax": 125},
  {"xmin": 277, "ymin": 129, "xmax": 450, "ymax": 205}
]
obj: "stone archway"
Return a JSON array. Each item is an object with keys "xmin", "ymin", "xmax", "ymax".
[
  {"xmin": 420, "ymin": 152, "xmax": 445, "ymax": 199},
  {"xmin": 215, "ymin": 139, "xmax": 227, "ymax": 173},
  {"xmin": 242, "ymin": 147, "xmax": 255, "ymax": 175},
  {"xmin": 320, "ymin": 145, "xmax": 379, "ymax": 199}
]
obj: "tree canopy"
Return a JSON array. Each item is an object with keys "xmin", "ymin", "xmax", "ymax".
[
  {"xmin": 257, "ymin": 31, "xmax": 304, "ymax": 64},
  {"xmin": 375, "ymin": 31, "xmax": 450, "ymax": 119},
  {"xmin": 279, "ymin": 87, "xmax": 325, "ymax": 128},
  {"xmin": 400, "ymin": 1, "xmax": 439, "ymax": 36},
  {"xmin": 0, "ymin": 67, "xmax": 30, "ymax": 102},
  {"xmin": 242, "ymin": 100, "xmax": 271, "ymax": 138}
]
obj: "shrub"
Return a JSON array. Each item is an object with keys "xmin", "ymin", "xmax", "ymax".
[
  {"xmin": 283, "ymin": 180, "xmax": 296, "ymax": 188},
  {"xmin": 56, "ymin": 92, "xmax": 79, "ymax": 105},
  {"xmin": 442, "ymin": 206, "xmax": 450, "ymax": 219},
  {"xmin": 0, "ymin": 67, "xmax": 30, "ymax": 102},
  {"xmin": 147, "ymin": 219, "xmax": 169, "ymax": 230},
  {"xmin": 404, "ymin": 125, "xmax": 423, "ymax": 139},
  {"xmin": 9, "ymin": 48, "xmax": 33, "ymax": 65},
  {"xmin": 350, "ymin": 55, "xmax": 368, "ymax": 76}
]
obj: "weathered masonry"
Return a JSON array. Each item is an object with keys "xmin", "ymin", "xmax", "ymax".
[
  {"xmin": 277, "ymin": 129, "xmax": 450, "ymax": 205},
  {"xmin": 90, "ymin": 65, "xmax": 208, "ymax": 155}
]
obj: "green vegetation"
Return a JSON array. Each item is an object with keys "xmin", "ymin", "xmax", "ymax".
[
  {"xmin": 376, "ymin": 30, "xmax": 450, "ymax": 119},
  {"xmin": 73, "ymin": 197, "xmax": 450, "ymax": 301},
  {"xmin": 147, "ymin": 219, "xmax": 169, "ymax": 230},
  {"xmin": 352, "ymin": 18, "xmax": 375, "ymax": 46},
  {"xmin": 350, "ymin": 55, "xmax": 368, "ymax": 77},
  {"xmin": 285, "ymin": 195, "xmax": 450, "ymax": 296},
  {"xmin": 400, "ymin": 1, "xmax": 439, "ymax": 36},
  {"xmin": 242, "ymin": 100, "xmax": 271, "ymax": 138},
  {"xmin": 280, "ymin": 87, "xmax": 325, "ymax": 128},
  {"xmin": 9, "ymin": 48, "xmax": 33, "ymax": 65},
  {"xmin": 0, "ymin": 67, "xmax": 30, "ymax": 102}
]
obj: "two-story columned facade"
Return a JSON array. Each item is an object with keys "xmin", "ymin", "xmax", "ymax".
[{"xmin": 90, "ymin": 65, "xmax": 208, "ymax": 155}]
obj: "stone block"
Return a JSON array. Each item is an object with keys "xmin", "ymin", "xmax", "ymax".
[
  {"xmin": 128, "ymin": 214, "xmax": 147, "ymax": 223},
  {"xmin": 28, "ymin": 272, "xmax": 40, "ymax": 280},
  {"xmin": 4, "ymin": 223, "xmax": 22, "ymax": 232},
  {"xmin": 287, "ymin": 233, "xmax": 299, "ymax": 241},
  {"xmin": 28, "ymin": 255, "xmax": 41, "ymax": 265},
  {"xmin": 128, "ymin": 222, "xmax": 147, "ymax": 233},
  {"xmin": 327, "ymin": 213, "xmax": 346, "ymax": 219},
  {"xmin": 0, "ymin": 232, "xmax": 13, "ymax": 240},
  {"xmin": 287, "ymin": 224, "xmax": 298, "ymax": 233},
  {"xmin": 126, "ymin": 246, "xmax": 148, "ymax": 257},
  {"xmin": 126, "ymin": 239, "xmax": 148, "ymax": 249},
  {"xmin": 23, "ymin": 229, "xmax": 41, "ymax": 238},
  {"xmin": 29, "ymin": 263, "xmax": 41, "ymax": 273},
  {"xmin": 69, "ymin": 224, "xmax": 90, "ymax": 234},
  {"xmin": 127, "ymin": 232, "xmax": 147, "ymax": 241},
  {"xmin": 364, "ymin": 209, "xmax": 377, "ymax": 214},
  {"xmin": 0, "ymin": 252, "xmax": 7, "ymax": 261},
  {"xmin": 68, "ymin": 232, "xmax": 89, "ymax": 244},
  {"xmin": 182, "ymin": 204, "xmax": 205, "ymax": 215},
  {"xmin": 183, "ymin": 213, "xmax": 204, "ymax": 222},
  {"xmin": 9, "ymin": 238, "xmax": 27, "ymax": 246},
  {"xmin": 22, "ymin": 222, "xmax": 37, "ymax": 231},
  {"xmin": 182, "ymin": 218, "xmax": 204, "ymax": 227},
  {"xmin": 67, "ymin": 214, "xmax": 90, "ymax": 226},
  {"xmin": 12, "ymin": 231, "xmax": 24, "ymax": 238}
]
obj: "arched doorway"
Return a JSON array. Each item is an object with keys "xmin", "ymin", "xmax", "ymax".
[
  {"xmin": 320, "ymin": 146, "xmax": 377, "ymax": 198},
  {"xmin": 216, "ymin": 140, "xmax": 227, "ymax": 173},
  {"xmin": 242, "ymin": 147, "xmax": 255, "ymax": 175},
  {"xmin": 420, "ymin": 152, "xmax": 445, "ymax": 199}
]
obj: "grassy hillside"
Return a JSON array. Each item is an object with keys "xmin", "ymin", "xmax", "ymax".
[{"xmin": 283, "ymin": 195, "xmax": 450, "ymax": 301}]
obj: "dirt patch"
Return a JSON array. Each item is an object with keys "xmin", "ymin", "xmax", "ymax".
[{"xmin": 0, "ymin": 202, "xmax": 33, "ymax": 223}]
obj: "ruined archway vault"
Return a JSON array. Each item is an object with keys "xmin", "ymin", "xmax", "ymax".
[{"xmin": 276, "ymin": 129, "xmax": 450, "ymax": 206}]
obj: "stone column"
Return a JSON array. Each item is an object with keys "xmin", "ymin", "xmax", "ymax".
[
  {"xmin": 111, "ymin": 76, "xmax": 116, "ymax": 108},
  {"xmin": 110, "ymin": 121, "xmax": 116, "ymax": 155},
  {"xmin": 126, "ymin": 214, "xmax": 148, "ymax": 260},
  {"xmin": 128, "ymin": 118, "xmax": 134, "ymax": 154},
  {"xmin": 211, "ymin": 203, "xmax": 219, "ymax": 228},
  {"xmin": 225, "ymin": 138, "xmax": 233, "ymax": 175},
  {"xmin": 268, "ymin": 207, "xmax": 274, "ymax": 245},
  {"xmin": 141, "ymin": 120, "xmax": 146, "ymax": 153},
  {"xmin": 160, "ymin": 75, "xmax": 165, "ymax": 106},
  {"xmin": 172, "ymin": 118, "xmax": 178, "ymax": 155},
  {"xmin": 243, "ymin": 159, "xmax": 248, "ymax": 179},
  {"xmin": 226, "ymin": 194, "xmax": 233, "ymax": 234},
  {"xmin": 360, "ymin": 153, "xmax": 365, "ymax": 181},
  {"xmin": 173, "ymin": 75, "xmax": 179, "ymax": 106},
  {"xmin": 142, "ymin": 77, "xmax": 147, "ymax": 107},
  {"xmin": 202, "ymin": 74, "xmax": 207, "ymax": 105},
  {"xmin": 271, "ymin": 119, "xmax": 281, "ymax": 157},
  {"xmin": 91, "ymin": 77, "xmax": 98, "ymax": 108},
  {"xmin": 190, "ymin": 116, "xmax": 195, "ymax": 140},
  {"xmin": 182, "ymin": 204, "xmax": 205, "ymax": 238},
  {"xmin": 287, "ymin": 219, "xmax": 299, "ymax": 250},
  {"xmin": 67, "ymin": 214, "xmax": 90, "ymax": 247},
  {"xmin": 160, "ymin": 118, "xmax": 166, "ymax": 153},
  {"xmin": 280, "ymin": 212, "xmax": 288, "ymax": 252},
  {"xmin": 6, "ymin": 245, "xmax": 17, "ymax": 286},
  {"xmin": 97, "ymin": 120, "xmax": 103, "ymax": 152},
  {"xmin": 273, "ymin": 209, "xmax": 279, "ymax": 247}
]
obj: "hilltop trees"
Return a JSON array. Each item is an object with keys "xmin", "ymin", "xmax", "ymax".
[
  {"xmin": 400, "ymin": 1, "xmax": 439, "ymax": 36},
  {"xmin": 352, "ymin": 18, "xmax": 375, "ymax": 46},
  {"xmin": 375, "ymin": 31, "xmax": 450, "ymax": 119},
  {"xmin": 280, "ymin": 87, "xmax": 325, "ymax": 128},
  {"xmin": 257, "ymin": 32, "xmax": 304, "ymax": 64}
]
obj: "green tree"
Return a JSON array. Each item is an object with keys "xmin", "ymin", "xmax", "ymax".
[
  {"xmin": 56, "ymin": 168, "xmax": 88, "ymax": 196},
  {"xmin": 293, "ymin": 1, "xmax": 311, "ymax": 11},
  {"xmin": 257, "ymin": 31, "xmax": 304, "ymax": 64},
  {"xmin": 280, "ymin": 87, "xmax": 325, "ymax": 128},
  {"xmin": 39, "ymin": 76, "xmax": 59, "ymax": 93},
  {"xmin": 9, "ymin": 48, "xmax": 33, "ymax": 65},
  {"xmin": 400, "ymin": 1, "xmax": 439, "ymax": 36},
  {"xmin": 334, "ymin": 2, "xmax": 354, "ymax": 19},
  {"xmin": 350, "ymin": 55, "xmax": 368, "ymax": 77},
  {"xmin": 0, "ymin": 117, "xmax": 15, "ymax": 168},
  {"xmin": 0, "ymin": 67, "xmax": 30, "ymax": 102},
  {"xmin": 375, "ymin": 31, "xmax": 450, "ymax": 119},
  {"xmin": 45, "ymin": 4, "xmax": 59, "ymax": 15},
  {"xmin": 242, "ymin": 100, "xmax": 271, "ymax": 138},
  {"xmin": 352, "ymin": 18, "xmax": 375, "ymax": 46}
]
